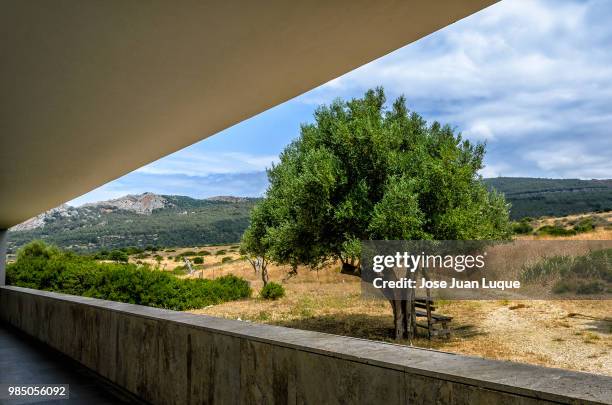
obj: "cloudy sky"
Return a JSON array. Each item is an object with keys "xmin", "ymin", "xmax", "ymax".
[{"xmin": 70, "ymin": 0, "xmax": 612, "ymax": 206}]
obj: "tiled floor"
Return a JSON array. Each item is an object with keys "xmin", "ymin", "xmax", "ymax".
[{"xmin": 0, "ymin": 324, "xmax": 136, "ymax": 404}]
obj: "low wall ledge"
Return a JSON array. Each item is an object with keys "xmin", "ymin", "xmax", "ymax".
[{"xmin": 1, "ymin": 285, "xmax": 610, "ymax": 405}]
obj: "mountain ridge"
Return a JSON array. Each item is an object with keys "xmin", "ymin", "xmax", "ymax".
[
  {"xmin": 7, "ymin": 177, "xmax": 612, "ymax": 252},
  {"xmin": 7, "ymin": 193, "xmax": 259, "ymax": 252}
]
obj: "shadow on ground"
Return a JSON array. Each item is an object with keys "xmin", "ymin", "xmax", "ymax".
[
  {"xmin": 568, "ymin": 313, "xmax": 612, "ymax": 334},
  {"xmin": 272, "ymin": 313, "xmax": 485, "ymax": 345}
]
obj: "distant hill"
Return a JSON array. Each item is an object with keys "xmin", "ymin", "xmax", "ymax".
[
  {"xmin": 8, "ymin": 193, "xmax": 259, "ymax": 253},
  {"xmin": 484, "ymin": 178, "xmax": 612, "ymax": 220},
  {"xmin": 8, "ymin": 178, "xmax": 611, "ymax": 252}
]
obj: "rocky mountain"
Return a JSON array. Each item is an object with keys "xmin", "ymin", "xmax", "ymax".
[
  {"xmin": 8, "ymin": 193, "xmax": 259, "ymax": 253},
  {"xmin": 82, "ymin": 192, "xmax": 170, "ymax": 215},
  {"xmin": 10, "ymin": 204, "xmax": 76, "ymax": 232}
]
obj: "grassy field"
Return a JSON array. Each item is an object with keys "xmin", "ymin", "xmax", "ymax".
[{"xmin": 127, "ymin": 214, "xmax": 612, "ymax": 376}]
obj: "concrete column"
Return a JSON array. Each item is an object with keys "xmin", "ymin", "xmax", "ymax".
[{"xmin": 0, "ymin": 229, "xmax": 7, "ymax": 285}]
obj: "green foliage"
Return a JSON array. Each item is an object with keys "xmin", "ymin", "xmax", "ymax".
[
  {"xmin": 511, "ymin": 220, "xmax": 533, "ymax": 235},
  {"xmin": 109, "ymin": 250, "xmax": 129, "ymax": 263},
  {"xmin": 221, "ymin": 256, "xmax": 232, "ymax": 264},
  {"xmin": 244, "ymin": 88, "xmax": 511, "ymax": 270},
  {"xmin": 536, "ymin": 225, "xmax": 576, "ymax": 236},
  {"xmin": 192, "ymin": 257, "xmax": 204, "ymax": 264},
  {"xmin": 485, "ymin": 178, "xmax": 612, "ymax": 220},
  {"xmin": 573, "ymin": 218, "xmax": 595, "ymax": 233},
  {"xmin": 171, "ymin": 266, "xmax": 189, "ymax": 275},
  {"xmin": 215, "ymin": 250, "xmax": 226, "ymax": 256},
  {"xmin": 6, "ymin": 241, "xmax": 251, "ymax": 310},
  {"xmin": 260, "ymin": 282, "xmax": 285, "ymax": 300},
  {"xmin": 240, "ymin": 200, "xmax": 275, "ymax": 266},
  {"xmin": 521, "ymin": 248, "xmax": 611, "ymax": 295}
]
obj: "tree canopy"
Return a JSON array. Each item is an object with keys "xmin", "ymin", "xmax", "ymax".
[{"xmin": 242, "ymin": 88, "xmax": 511, "ymax": 274}]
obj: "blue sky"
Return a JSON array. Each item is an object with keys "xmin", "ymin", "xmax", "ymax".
[{"xmin": 70, "ymin": 0, "xmax": 612, "ymax": 206}]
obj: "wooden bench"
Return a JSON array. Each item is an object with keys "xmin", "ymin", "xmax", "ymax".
[{"xmin": 413, "ymin": 298, "xmax": 452, "ymax": 338}]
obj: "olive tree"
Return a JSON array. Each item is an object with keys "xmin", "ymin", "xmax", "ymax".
[{"xmin": 243, "ymin": 88, "xmax": 511, "ymax": 338}]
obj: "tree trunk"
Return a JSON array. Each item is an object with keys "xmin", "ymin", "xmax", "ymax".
[
  {"xmin": 261, "ymin": 266, "xmax": 269, "ymax": 286},
  {"xmin": 247, "ymin": 257, "xmax": 258, "ymax": 274},
  {"xmin": 340, "ymin": 260, "xmax": 359, "ymax": 275},
  {"xmin": 389, "ymin": 268, "xmax": 415, "ymax": 341},
  {"xmin": 283, "ymin": 263, "xmax": 298, "ymax": 281},
  {"xmin": 391, "ymin": 299, "xmax": 409, "ymax": 340}
]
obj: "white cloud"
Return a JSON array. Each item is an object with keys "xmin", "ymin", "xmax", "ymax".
[
  {"xmin": 136, "ymin": 151, "xmax": 279, "ymax": 177},
  {"xmin": 524, "ymin": 142, "xmax": 612, "ymax": 179},
  {"xmin": 297, "ymin": 0, "xmax": 612, "ymax": 179}
]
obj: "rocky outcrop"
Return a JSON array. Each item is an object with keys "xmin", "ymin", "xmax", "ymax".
[
  {"xmin": 84, "ymin": 192, "xmax": 170, "ymax": 215},
  {"xmin": 10, "ymin": 204, "xmax": 75, "ymax": 231}
]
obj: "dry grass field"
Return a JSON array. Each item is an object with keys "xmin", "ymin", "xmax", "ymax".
[
  {"xmin": 521, "ymin": 211, "xmax": 612, "ymax": 241},
  {"xmin": 129, "ymin": 213, "xmax": 612, "ymax": 376}
]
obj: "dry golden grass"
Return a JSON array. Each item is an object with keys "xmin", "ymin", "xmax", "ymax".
[
  {"xmin": 518, "ymin": 211, "xmax": 612, "ymax": 241},
  {"xmin": 128, "ymin": 245, "xmax": 242, "ymax": 272},
  {"xmin": 185, "ymin": 243, "xmax": 612, "ymax": 376},
  {"xmin": 519, "ymin": 227, "xmax": 612, "ymax": 241},
  {"xmin": 142, "ymin": 212, "xmax": 612, "ymax": 376}
]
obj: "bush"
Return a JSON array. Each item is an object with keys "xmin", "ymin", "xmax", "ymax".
[
  {"xmin": 215, "ymin": 249, "xmax": 226, "ymax": 256},
  {"xmin": 7, "ymin": 241, "xmax": 251, "ymax": 310},
  {"xmin": 260, "ymin": 282, "xmax": 285, "ymax": 300},
  {"xmin": 512, "ymin": 220, "xmax": 533, "ymax": 235},
  {"xmin": 221, "ymin": 256, "xmax": 232, "ymax": 264},
  {"xmin": 109, "ymin": 250, "xmax": 129, "ymax": 263},
  {"xmin": 200, "ymin": 251, "xmax": 211, "ymax": 256},
  {"xmin": 536, "ymin": 225, "xmax": 576, "ymax": 236},
  {"xmin": 573, "ymin": 218, "xmax": 595, "ymax": 233},
  {"xmin": 192, "ymin": 257, "xmax": 204, "ymax": 264},
  {"xmin": 171, "ymin": 266, "xmax": 188, "ymax": 275}
]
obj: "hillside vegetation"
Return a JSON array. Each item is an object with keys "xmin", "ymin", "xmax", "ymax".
[
  {"xmin": 484, "ymin": 178, "xmax": 612, "ymax": 220},
  {"xmin": 8, "ymin": 194, "xmax": 258, "ymax": 253}
]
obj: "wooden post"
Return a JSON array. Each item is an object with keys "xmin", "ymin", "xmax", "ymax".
[{"xmin": 426, "ymin": 287, "xmax": 433, "ymax": 339}]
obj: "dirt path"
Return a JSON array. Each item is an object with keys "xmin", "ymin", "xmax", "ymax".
[{"xmin": 478, "ymin": 300, "xmax": 611, "ymax": 375}]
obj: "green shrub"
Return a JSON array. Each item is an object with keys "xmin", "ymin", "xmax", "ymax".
[
  {"xmin": 180, "ymin": 250, "xmax": 197, "ymax": 257},
  {"xmin": 221, "ymin": 256, "xmax": 232, "ymax": 264},
  {"xmin": 171, "ymin": 266, "xmax": 188, "ymax": 275},
  {"xmin": 573, "ymin": 218, "xmax": 595, "ymax": 233},
  {"xmin": 215, "ymin": 249, "xmax": 226, "ymax": 256},
  {"xmin": 536, "ymin": 225, "xmax": 576, "ymax": 236},
  {"xmin": 199, "ymin": 251, "xmax": 211, "ymax": 256},
  {"xmin": 192, "ymin": 257, "xmax": 204, "ymax": 264},
  {"xmin": 512, "ymin": 220, "xmax": 533, "ymax": 234},
  {"xmin": 260, "ymin": 282, "xmax": 285, "ymax": 300},
  {"xmin": 109, "ymin": 250, "xmax": 129, "ymax": 263},
  {"xmin": 7, "ymin": 241, "xmax": 251, "ymax": 311}
]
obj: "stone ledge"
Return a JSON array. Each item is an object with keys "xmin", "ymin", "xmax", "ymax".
[{"xmin": 2, "ymin": 285, "xmax": 610, "ymax": 404}]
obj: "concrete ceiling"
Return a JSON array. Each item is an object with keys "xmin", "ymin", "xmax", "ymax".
[{"xmin": 0, "ymin": 0, "xmax": 496, "ymax": 229}]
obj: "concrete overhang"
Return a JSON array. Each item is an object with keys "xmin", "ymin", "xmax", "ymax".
[{"xmin": 0, "ymin": 0, "xmax": 497, "ymax": 229}]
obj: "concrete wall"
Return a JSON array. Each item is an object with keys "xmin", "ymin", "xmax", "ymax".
[
  {"xmin": 1, "ymin": 286, "xmax": 610, "ymax": 405},
  {"xmin": 0, "ymin": 229, "xmax": 7, "ymax": 285}
]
